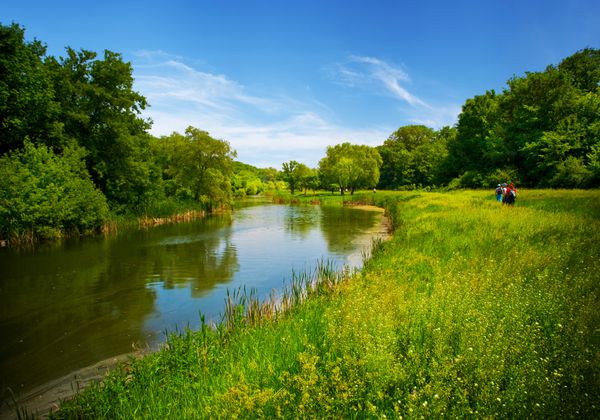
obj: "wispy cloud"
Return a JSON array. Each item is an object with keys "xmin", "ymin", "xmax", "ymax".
[
  {"xmin": 134, "ymin": 52, "xmax": 274, "ymax": 114},
  {"xmin": 132, "ymin": 51, "xmax": 390, "ymax": 168},
  {"xmin": 334, "ymin": 55, "xmax": 430, "ymax": 108},
  {"xmin": 332, "ymin": 54, "xmax": 465, "ymax": 128}
]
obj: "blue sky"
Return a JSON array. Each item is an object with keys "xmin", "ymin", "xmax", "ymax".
[{"xmin": 2, "ymin": 1, "xmax": 599, "ymax": 168}]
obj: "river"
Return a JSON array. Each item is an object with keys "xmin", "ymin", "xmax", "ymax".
[{"xmin": 0, "ymin": 202, "xmax": 385, "ymax": 400}]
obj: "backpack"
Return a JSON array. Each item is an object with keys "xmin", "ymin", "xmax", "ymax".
[
  {"xmin": 505, "ymin": 189, "xmax": 516, "ymax": 204},
  {"xmin": 495, "ymin": 187, "xmax": 502, "ymax": 195}
]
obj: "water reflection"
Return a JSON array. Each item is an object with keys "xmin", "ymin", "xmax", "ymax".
[
  {"xmin": 145, "ymin": 224, "xmax": 239, "ymax": 297},
  {"xmin": 0, "ymin": 204, "xmax": 381, "ymax": 395},
  {"xmin": 320, "ymin": 206, "xmax": 381, "ymax": 253},
  {"xmin": 0, "ymin": 235, "xmax": 158, "ymax": 395},
  {"xmin": 283, "ymin": 205, "xmax": 320, "ymax": 238}
]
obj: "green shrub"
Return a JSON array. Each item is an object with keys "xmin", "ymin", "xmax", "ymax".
[
  {"xmin": 483, "ymin": 167, "xmax": 520, "ymax": 188},
  {"xmin": 549, "ymin": 156, "xmax": 593, "ymax": 188},
  {"xmin": 0, "ymin": 141, "xmax": 109, "ymax": 240}
]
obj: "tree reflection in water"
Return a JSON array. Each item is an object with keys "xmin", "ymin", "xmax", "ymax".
[{"xmin": 0, "ymin": 204, "xmax": 382, "ymax": 396}]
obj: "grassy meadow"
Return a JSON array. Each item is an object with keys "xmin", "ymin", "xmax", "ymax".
[{"xmin": 50, "ymin": 189, "xmax": 599, "ymax": 418}]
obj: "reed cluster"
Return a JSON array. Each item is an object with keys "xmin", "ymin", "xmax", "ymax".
[{"xmin": 138, "ymin": 210, "xmax": 207, "ymax": 229}]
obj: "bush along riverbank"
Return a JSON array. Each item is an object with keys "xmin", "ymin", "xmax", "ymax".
[
  {"xmin": 44, "ymin": 189, "xmax": 600, "ymax": 418},
  {"xmin": 0, "ymin": 199, "xmax": 218, "ymax": 247}
]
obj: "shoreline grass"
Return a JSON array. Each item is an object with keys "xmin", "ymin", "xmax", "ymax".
[{"xmin": 26, "ymin": 189, "xmax": 600, "ymax": 418}]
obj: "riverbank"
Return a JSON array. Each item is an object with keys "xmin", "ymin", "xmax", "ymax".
[
  {"xmin": 1, "ymin": 201, "xmax": 386, "ymax": 418},
  {"xmin": 0, "ymin": 202, "xmax": 223, "ymax": 248},
  {"xmin": 0, "ymin": 353, "xmax": 143, "ymax": 420},
  {"xmin": 13, "ymin": 190, "xmax": 600, "ymax": 418}
]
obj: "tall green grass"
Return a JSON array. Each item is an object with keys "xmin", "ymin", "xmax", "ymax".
[{"xmin": 49, "ymin": 189, "xmax": 599, "ymax": 418}]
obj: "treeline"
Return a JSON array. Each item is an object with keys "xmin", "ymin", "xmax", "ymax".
[
  {"xmin": 279, "ymin": 143, "xmax": 382, "ymax": 196},
  {"xmin": 279, "ymin": 48, "xmax": 600, "ymax": 194},
  {"xmin": 232, "ymin": 162, "xmax": 285, "ymax": 197},
  {"xmin": 0, "ymin": 23, "xmax": 244, "ymax": 241},
  {"xmin": 378, "ymin": 48, "xmax": 600, "ymax": 189}
]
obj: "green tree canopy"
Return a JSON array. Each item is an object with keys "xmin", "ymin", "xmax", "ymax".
[
  {"xmin": 45, "ymin": 47, "xmax": 157, "ymax": 209},
  {"xmin": 446, "ymin": 48, "xmax": 600, "ymax": 188},
  {"xmin": 318, "ymin": 142, "xmax": 382, "ymax": 195},
  {"xmin": 0, "ymin": 23, "xmax": 62, "ymax": 154},
  {"xmin": 0, "ymin": 141, "xmax": 109, "ymax": 240},
  {"xmin": 378, "ymin": 125, "xmax": 450, "ymax": 189},
  {"xmin": 282, "ymin": 160, "xmax": 311, "ymax": 195},
  {"xmin": 159, "ymin": 127, "xmax": 236, "ymax": 210}
]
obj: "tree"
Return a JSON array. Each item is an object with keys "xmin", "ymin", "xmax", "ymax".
[
  {"xmin": 500, "ymin": 51, "xmax": 599, "ymax": 187},
  {"xmin": 298, "ymin": 167, "xmax": 320, "ymax": 194},
  {"xmin": 444, "ymin": 48, "xmax": 600, "ymax": 188},
  {"xmin": 231, "ymin": 162, "xmax": 266, "ymax": 197},
  {"xmin": 281, "ymin": 160, "xmax": 310, "ymax": 195},
  {"xmin": 558, "ymin": 48, "xmax": 600, "ymax": 93},
  {"xmin": 0, "ymin": 23, "xmax": 62, "ymax": 154},
  {"xmin": 318, "ymin": 143, "xmax": 381, "ymax": 195},
  {"xmin": 161, "ymin": 127, "xmax": 236, "ymax": 210},
  {"xmin": 451, "ymin": 91, "xmax": 502, "ymax": 177},
  {"xmin": 45, "ymin": 47, "xmax": 157, "ymax": 211},
  {"xmin": 378, "ymin": 125, "xmax": 449, "ymax": 189}
]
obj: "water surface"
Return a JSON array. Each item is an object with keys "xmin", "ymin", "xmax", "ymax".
[{"xmin": 0, "ymin": 203, "xmax": 384, "ymax": 395}]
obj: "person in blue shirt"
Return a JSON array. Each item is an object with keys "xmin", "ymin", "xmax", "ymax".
[{"xmin": 495, "ymin": 184, "xmax": 503, "ymax": 202}]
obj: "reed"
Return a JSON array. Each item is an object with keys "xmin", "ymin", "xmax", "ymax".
[{"xmin": 138, "ymin": 210, "xmax": 206, "ymax": 228}]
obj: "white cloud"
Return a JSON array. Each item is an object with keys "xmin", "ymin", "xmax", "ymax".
[
  {"xmin": 335, "ymin": 55, "xmax": 428, "ymax": 107},
  {"xmin": 145, "ymin": 107, "xmax": 389, "ymax": 168},
  {"xmin": 132, "ymin": 51, "xmax": 391, "ymax": 168},
  {"xmin": 131, "ymin": 51, "xmax": 461, "ymax": 168},
  {"xmin": 333, "ymin": 55, "xmax": 464, "ymax": 127}
]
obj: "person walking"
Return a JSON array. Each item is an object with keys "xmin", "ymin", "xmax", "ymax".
[
  {"xmin": 503, "ymin": 183, "xmax": 517, "ymax": 205},
  {"xmin": 495, "ymin": 184, "xmax": 503, "ymax": 202},
  {"xmin": 501, "ymin": 183, "xmax": 508, "ymax": 204}
]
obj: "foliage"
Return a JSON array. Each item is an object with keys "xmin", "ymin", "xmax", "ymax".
[
  {"xmin": 0, "ymin": 141, "xmax": 109, "ymax": 241},
  {"xmin": 53, "ymin": 190, "xmax": 600, "ymax": 418},
  {"xmin": 449, "ymin": 91, "xmax": 502, "ymax": 174},
  {"xmin": 318, "ymin": 142, "xmax": 382, "ymax": 195},
  {"xmin": 0, "ymin": 23, "xmax": 62, "ymax": 154},
  {"xmin": 445, "ymin": 48, "xmax": 600, "ymax": 188},
  {"xmin": 0, "ymin": 22, "xmax": 163, "ymax": 215},
  {"xmin": 280, "ymin": 160, "xmax": 300, "ymax": 195},
  {"xmin": 378, "ymin": 125, "xmax": 451, "ymax": 188},
  {"xmin": 155, "ymin": 127, "xmax": 236, "ymax": 211},
  {"xmin": 2, "ymin": 21, "xmax": 598, "ymax": 245},
  {"xmin": 281, "ymin": 160, "xmax": 314, "ymax": 195},
  {"xmin": 232, "ymin": 161, "xmax": 271, "ymax": 197},
  {"xmin": 45, "ymin": 47, "xmax": 159, "ymax": 210},
  {"xmin": 298, "ymin": 167, "xmax": 320, "ymax": 194}
]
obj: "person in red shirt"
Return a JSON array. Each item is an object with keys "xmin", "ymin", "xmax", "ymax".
[{"xmin": 503, "ymin": 183, "xmax": 517, "ymax": 205}]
